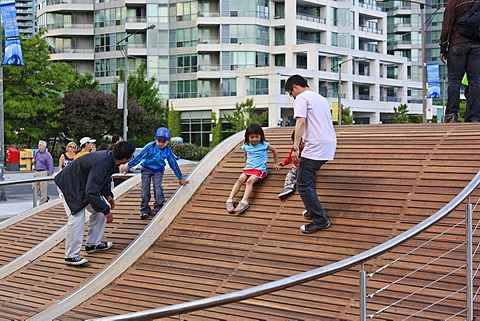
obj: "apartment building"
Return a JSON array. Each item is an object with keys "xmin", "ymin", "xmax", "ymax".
[
  {"xmin": 6, "ymin": 0, "xmax": 37, "ymax": 38},
  {"xmin": 38, "ymin": 0, "xmax": 423, "ymax": 147}
]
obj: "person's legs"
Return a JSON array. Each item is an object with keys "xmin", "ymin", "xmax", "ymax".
[
  {"xmin": 64, "ymin": 206, "xmax": 86, "ymax": 259},
  {"xmin": 446, "ymin": 43, "xmax": 468, "ymax": 121},
  {"xmin": 465, "ymin": 42, "xmax": 480, "ymax": 122},
  {"xmin": 152, "ymin": 171, "xmax": 165, "ymax": 212},
  {"xmin": 297, "ymin": 158, "xmax": 328, "ymax": 225},
  {"xmin": 34, "ymin": 170, "xmax": 48, "ymax": 204},
  {"xmin": 86, "ymin": 205, "xmax": 106, "ymax": 247},
  {"xmin": 228, "ymin": 174, "xmax": 248, "ymax": 200},
  {"xmin": 284, "ymin": 167, "xmax": 297, "ymax": 190},
  {"xmin": 140, "ymin": 168, "xmax": 153, "ymax": 215},
  {"xmin": 241, "ymin": 175, "xmax": 261, "ymax": 202}
]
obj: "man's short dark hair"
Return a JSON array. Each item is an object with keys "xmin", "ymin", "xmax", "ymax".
[
  {"xmin": 113, "ymin": 141, "xmax": 135, "ymax": 160},
  {"xmin": 285, "ymin": 74, "xmax": 309, "ymax": 92}
]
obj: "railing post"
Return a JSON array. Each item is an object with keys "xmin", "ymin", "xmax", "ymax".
[
  {"xmin": 359, "ymin": 263, "xmax": 367, "ymax": 321},
  {"xmin": 32, "ymin": 182, "xmax": 37, "ymax": 208},
  {"xmin": 465, "ymin": 197, "xmax": 473, "ymax": 321}
]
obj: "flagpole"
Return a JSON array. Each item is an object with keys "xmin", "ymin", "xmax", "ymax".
[{"xmin": 0, "ymin": 11, "xmax": 6, "ymax": 201}]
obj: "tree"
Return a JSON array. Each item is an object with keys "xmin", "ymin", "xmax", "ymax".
[
  {"xmin": 166, "ymin": 102, "xmax": 181, "ymax": 138},
  {"xmin": 3, "ymin": 31, "xmax": 77, "ymax": 146},
  {"xmin": 211, "ymin": 112, "xmax": 222, "ymax": 147},
  {"xmin": 224, "ymin": 98, "xmax": 268, "ymax": 132},
  {"xmin": 68, "ymin": 72, "xmax": 99, "ymax": 91},
  {"xmin": 391, "ymin": 104, "xmax": 410, "ymax": 124},
  {"xmin": 59, "ymin": 90, "xmax": 156, "ymax": 147},
  {"xmin": 341, "ymin": 106, "xmax": 355, "ymax": 125},
  {"xmin": 115, "ymin": 61, "xmax": 167, "ymax": 124}
]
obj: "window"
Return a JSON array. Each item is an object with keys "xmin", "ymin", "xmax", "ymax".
[
  {"xmin": 180, "ymin": 111, "xmax": 212, "ymax": 147},
  {"xmin": 221, "ymin": 78, "xmax": 237, "ymax": 96},
  {"xmin": 221, "ymin": 51, "xmax": 269, "ymax": 70},
  {"xmin": 170, "ymin": 28, "xmax": 198, "ymax": 48},
  {"xmin": 174, "ymin": 80, "xmax": 198, "ymax": 98},
  {"xmin": 249, "ymin": 78, "xmax": 268, "ymax": 95}
]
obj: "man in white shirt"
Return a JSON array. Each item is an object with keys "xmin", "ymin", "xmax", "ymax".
[{"xmin": 286, "ymin": 74, "xmax": 337, "ymax": 233}]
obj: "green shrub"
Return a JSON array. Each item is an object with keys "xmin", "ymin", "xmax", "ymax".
[{"xmin": 170, "ymin": 142, "xmax": 209, "ymax": 161}]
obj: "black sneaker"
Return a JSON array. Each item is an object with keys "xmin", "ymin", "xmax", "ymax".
[
  {"xmin": 278, "ymin": 188, "xmax": 294, "ymax": 198},
  {"xmin": 302, "ymin": 210, "xmax": 312, "ymax": 220},
  {"xmin": 445, "ymin": 113, "xmax": 458, "ymax": 123},
  {"xmin": 65, "ymin": 256, "xmax": 88, "ymax": 266},
  {"xmin": 140, "ymin": 212, "xmax": 149, "ymax": 219},
  {"xmin": 300, "ymin": 221, "xmax": 331, "ymax": 234},
  {"xmin": 85, "ymin": 241, "xmax": 113, "ymax": 254}
]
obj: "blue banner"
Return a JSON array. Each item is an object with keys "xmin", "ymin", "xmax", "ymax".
[
  {"xmin": 0, "ymin": 2, "xmax": 24, "ymax": 66},
  {"xmin": 426, "ymin": 63, "xmax": 440, "ymax": 83},
  {"xmin": 426, "ymin": 63, "xmax": 441, "ymax": 98}
]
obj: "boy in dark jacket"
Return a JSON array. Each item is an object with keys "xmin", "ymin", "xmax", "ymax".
[
  {"xmin": 119, "ymin": 127, "xmax": 189, "ymax": 219},
  {"xmin": 55, "ymin": 141, "xmax": 135, "ymax": 266}
]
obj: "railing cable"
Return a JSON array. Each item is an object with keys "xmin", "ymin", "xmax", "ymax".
[
  {"xmin": 405, "ymin": 285, "xmax": 468, "ymax": 320},
  {"xmin": 368, "ymin": 219, "xmax": 466, "ymax": 278},
  {"xmin": 368, "ymin": 264, "xmax": 467, "ymax": 318}
]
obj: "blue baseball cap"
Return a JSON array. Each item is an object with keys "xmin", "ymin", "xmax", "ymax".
[{"xmin": 155, "ymin": 127, "xmax": 171, "ymax": 140}]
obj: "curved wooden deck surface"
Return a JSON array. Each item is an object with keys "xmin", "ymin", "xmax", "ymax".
[{"xmin": 1, "ymin": 124, "xmax": 480, "ymax": 320}]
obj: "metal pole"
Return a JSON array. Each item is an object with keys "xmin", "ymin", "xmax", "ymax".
[
  {"xmin": 116, "ymin": 24, "xmax": 155, "ymax": 141},
  {"xmin": 0, "ymin": 13, "xmax": 6, "ymax": 201},
  {"xmin": 338, "ymin": 64, "xmax": 342, "ymax": 125},
  {"xmin": 123, "ymin": 37, "xmax": 128, "ymax": 141},
  {"xmin": 442, "ymin": 76, "xmax": 447, "ymax": 123},
  {"xmin": 359, "ymin": 264, "xmax": 367, "ymax": 321},
  {"xmin": 421, "ymin": 4, "xmax": 428, "ymax": 123},
  {"xmin": 465, "ymin": 197, "xmax": 473, "ymax": 320}
]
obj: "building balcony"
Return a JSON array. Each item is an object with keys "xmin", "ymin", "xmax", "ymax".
[
  {"xmin": 296, "ymin": 13, "xmax": 326, "ymax": 24},
  {"xmin": 198, "ymin": 64, "xmax": 221, "ymax": 72},
  {"xmin": 49, "ymin": 47, "xmax": 94, "ymax": 60},
  {"xmin": 44, "ymin": 23, "xmax": 94, "ymax": 36},
  {"xmin": 197, "ymin": 10, "xmax": 220, "ymax": 18}
]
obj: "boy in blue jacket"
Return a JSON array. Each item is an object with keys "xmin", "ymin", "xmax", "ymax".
[{"xmin": 120, "ymin": 127, "xmax": 189, "ymax": 219}]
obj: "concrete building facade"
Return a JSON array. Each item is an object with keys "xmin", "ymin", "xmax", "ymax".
[{"xmin": 38, "ymin": 0, "xmax": 425, "ymax": 146}]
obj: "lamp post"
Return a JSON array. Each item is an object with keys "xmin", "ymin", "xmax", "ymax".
[
  {"xmin": 0, "ymin": 13, "xmax": 5, "ymax": 201},
  {"xmin": 334, "ymin": 57, "xmax": 366, "ymax": 125},
  {"xmin": 116, "ymin": 24, "xmax": 155, "ymax": 141},
  {"xmin": 420, "ymin": 2, "xmax": 427, "ymax": 123}
]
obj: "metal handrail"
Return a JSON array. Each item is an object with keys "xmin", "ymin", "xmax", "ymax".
[
  {"xmin": 0, "ymin": 173, "xmax": 136, "ymax": 210},
  {"xmin": 0, "ymin": 173, "xmax": 135, "ymax": 187},
  {"xmin": 89, "ymin": 171, "xmax": 480, "ymax": 321}
]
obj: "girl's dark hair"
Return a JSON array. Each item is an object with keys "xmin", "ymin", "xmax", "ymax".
[
  {"xmin": 291, "ymin": 130, "xmax": 295, "ymax": 141},
  {"xmin": 244, "ymin": 123, "xmax": 265, "ymax": 144}
]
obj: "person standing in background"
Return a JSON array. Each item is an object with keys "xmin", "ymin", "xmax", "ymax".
[
  {"xmin": 33, "ymin": 140, "xmax": 54, "ymax": 204},
  {"xmin": 74, "ymin": 137, "xmax": 96, "ymax": 160},
  {"xmin": 440, "ymin": 0, "xmax": 480, "ymax": 123},
  {"xmin": 58, "ymin": 142, "xmax": 77, "ymax": 171}
]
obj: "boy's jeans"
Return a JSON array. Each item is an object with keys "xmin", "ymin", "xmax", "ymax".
[{"xmin": 140, "ymin": 167, "xmax": 165, "ymax": 215}]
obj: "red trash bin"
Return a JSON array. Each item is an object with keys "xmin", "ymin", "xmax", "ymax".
[{"xmin": 6, "ymin": 147, "xmax": 20, "ymax": 171}]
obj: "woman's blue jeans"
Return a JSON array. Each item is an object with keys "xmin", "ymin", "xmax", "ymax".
[{"xmin": 297, "ymin": 157, "xmax": 329, "ymax": 225}]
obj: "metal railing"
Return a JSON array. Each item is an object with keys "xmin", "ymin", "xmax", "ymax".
[
  {"xmin": 0, "ymin": 173, "xmax": 135, "ymax": 211},
  {"xmin": 89, "ymin": 171, "xmax": 480, "ymax": 321}
]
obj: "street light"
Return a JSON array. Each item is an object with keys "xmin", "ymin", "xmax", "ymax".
[
  {"xmin": 334, "ymin": 57, "xmax": 367, "ymax": 125},
  {"xmin": 116, "ymin": 24, "xmax": 155, "ymax": 141}
]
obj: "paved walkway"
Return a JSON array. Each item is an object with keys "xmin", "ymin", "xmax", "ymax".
[{"xmin": 0, "ymin": 170, "xmax": 59, "ymax": 219}]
